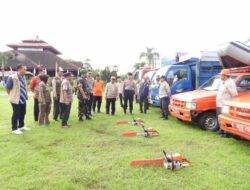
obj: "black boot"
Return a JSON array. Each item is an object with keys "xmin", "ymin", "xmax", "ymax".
[
  {"xmin": 163, "ymin": 116, "xmax": 168, "ymax": 120},
  {"xmin": 79, "ymin": 117, "xmax": 83, "ymax": 122},
  {"xmin": 86, "ymin": 115, "xmax": 92, "ymax": 120}
]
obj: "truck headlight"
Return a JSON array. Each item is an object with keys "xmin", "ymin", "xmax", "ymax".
[
  {"xmin": 185, "ymin": 102, "xmax": 196, "ymax": 109},
  {"xmin": 155, "ymin": 95, "xmax": 160, "ymax": 101},
  {"xmin": 222, "ymin": 106, "xmax": 230, "ymax": 114}
]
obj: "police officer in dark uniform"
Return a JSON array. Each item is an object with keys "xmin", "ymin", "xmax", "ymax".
[{"xmin": 77, "ymin": 69, "xmax": 91, "ymax": 121}]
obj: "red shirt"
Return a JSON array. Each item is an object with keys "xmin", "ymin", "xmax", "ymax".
[{"xmin": 29, "ymin": 76, "xmax": 41, "ymax": 99}]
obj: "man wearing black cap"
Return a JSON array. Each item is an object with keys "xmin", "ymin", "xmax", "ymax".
[
  {"xmin": 77, "ymin": 69, "xmax": 91, "ymax": 121},
  {"xmin": 123, "ymin": 72, "xmax": 137, "ymax": 114},
  {"xmin": 60, "ymin": 72, "xmax": 73, "ymax": 128}
]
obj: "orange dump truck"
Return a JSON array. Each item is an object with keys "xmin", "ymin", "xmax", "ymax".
[
  {"xmin": 219, "ymin": 94, "xmax": 250, "ymax": 140},
  {"xmin": 169, "ymin": 67, "xmax": 250, "ymax": 131}
]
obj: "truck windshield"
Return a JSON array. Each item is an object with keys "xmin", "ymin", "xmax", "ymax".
[
  {"xmin": 151, "ymin": 66, "xmax": 170, "ymax": 85},
  {"xmin": 200, "ymin": 75, "xmax": 237, "ymax": 91}
]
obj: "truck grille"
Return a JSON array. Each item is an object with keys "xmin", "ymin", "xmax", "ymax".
[
  {"xmin": 172, "ymin": 98, "xmax": 185, "ymax": 108},
  {"xmin": 229, "ymin": 107, "xmax": 250, "ymax": 120}
]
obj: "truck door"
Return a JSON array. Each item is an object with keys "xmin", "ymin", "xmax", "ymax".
[{"xmin": 166, "ymin": 66, "xmax": 191, "ymax": 95}]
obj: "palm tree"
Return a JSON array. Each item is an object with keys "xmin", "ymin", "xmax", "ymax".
[
  {"xmin": 139, "ymin": 47, "xmax": 160, "ymax": 68},
  {"xmin": 82, "ymin": 58, "xmax": 93, "ymax": 70},
  {"xmin": 0, "ymin": 51, "xmax": 15, "ymax": 81}
]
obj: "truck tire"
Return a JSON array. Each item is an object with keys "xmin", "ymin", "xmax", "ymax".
[{"xmin": 199, "ymin": 112, "xmax": 219, "ymax": 131}]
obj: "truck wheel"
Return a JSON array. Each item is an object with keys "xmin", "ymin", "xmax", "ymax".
[{"xmin": 199, "ymin": 112, "xmax": 219, "ymax": 131}]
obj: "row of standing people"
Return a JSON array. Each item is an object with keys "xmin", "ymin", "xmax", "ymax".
[{"xmin": 5, "ymin": 64, "xmax": 172, "ymax": 134}]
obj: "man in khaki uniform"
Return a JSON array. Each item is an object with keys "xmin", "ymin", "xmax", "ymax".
[
  {"xmin": 60, "ymin": 72, "xmax": 74, "ymax": 128},
  {"xmin": 38, "ymin": 75, "xmax": 51, "ymax": 126},
  {"xmin": 52, "ymin": 67, "xmax": 64, "ymax": 121}
]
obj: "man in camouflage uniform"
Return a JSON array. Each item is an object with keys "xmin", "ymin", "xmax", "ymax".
[{"xmin": 77, "ymin": 69, "xmax": 91, "ymax": 121}]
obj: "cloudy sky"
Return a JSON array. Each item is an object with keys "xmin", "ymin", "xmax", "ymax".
[{"xmin": 0, "ymin": 0, "xmax": 249, "ymax": 73}]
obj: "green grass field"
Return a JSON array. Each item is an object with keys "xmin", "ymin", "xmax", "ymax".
[{"xmin": 0, "ymin": 95, "xmax": 250, "ymax": 190}]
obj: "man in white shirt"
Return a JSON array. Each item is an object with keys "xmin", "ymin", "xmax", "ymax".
[
  {"xmin": 216, "ymin": 69, "xmax": 238, "ymax": 115},
  {"xmin": 159, "ymin": 75, "xmax": 171, "ymax": 120}
]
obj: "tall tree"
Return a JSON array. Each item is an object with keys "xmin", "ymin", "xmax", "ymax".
[
  {"xmin": 82, "ymin": 58, "xmax": 93, "ymax": 70},
  {"xmin": 139, "ymin": 47, "xmax": 160, "ymax": 68},
  {"xmin": 0, "ymin": 51, "xmax": 15, "ymax": 81},
  {"xmin": 100, "ymin": 66, "xmax": 117, "ymax": 82}
]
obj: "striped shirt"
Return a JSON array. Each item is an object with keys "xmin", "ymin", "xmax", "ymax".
[{"xmin": 19, "ymin": 76, "xmax": 27, "ymax": 104}]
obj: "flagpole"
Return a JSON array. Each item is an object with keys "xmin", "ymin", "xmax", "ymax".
[{"xmin": 55, "ymin": 62, "xmax": 58, "ymax": 76}]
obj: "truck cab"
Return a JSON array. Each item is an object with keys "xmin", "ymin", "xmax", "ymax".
[
  {"xmin": 149, "ymin": 65, "xmax": 193, "ymax": 106},
  {"xmin": 169, "ymin": 67, "xmax": 250, "ymax": 131},
  {"xmin": 149, "ymin": 52, "xmax": 222, "ymax": 106},
  {"xmin": 133, "ymin": 67, "xmax": 155, "ymax": 81},
  {"xmin": 219, "ymin": 94, "xmax": 250, "ymax": 140}
]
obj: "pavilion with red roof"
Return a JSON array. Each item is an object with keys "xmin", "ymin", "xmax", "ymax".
[{"xmin": 5, "ymin": 36, "xmax": 82, "ymax": 76}]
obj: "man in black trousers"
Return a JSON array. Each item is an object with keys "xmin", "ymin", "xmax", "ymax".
[
  {"xmin": 52, "ymin": 67, "xmax": 64, "ymax": 121},
  {"xmin": 6, "ymin": 64, "xmax": 31, "ymax": 134},
  {"xmin": 139, "ymin": 76, "xmax": 150, "ymax": 114},
  {"xmin": 123, "ymin": 72, "xmax": 137, "ymax": 114}
]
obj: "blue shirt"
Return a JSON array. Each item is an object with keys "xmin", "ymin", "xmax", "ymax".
[
  {"xmin": 6, "ymin": 75, "xmax": 27, "ymax": 104},
  {"xmin": 139, "ymin": 82, "xmax": 149, "ymax": 97}
]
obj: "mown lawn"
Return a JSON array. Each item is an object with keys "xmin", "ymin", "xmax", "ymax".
[{"xmin": 0, "ymin": 95, "xmax": 250, "ymax": 190}]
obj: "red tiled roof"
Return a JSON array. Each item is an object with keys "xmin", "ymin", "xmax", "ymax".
[{"xmin": 5, "ymin": 50, "xmax": 82, "ymax": 72}]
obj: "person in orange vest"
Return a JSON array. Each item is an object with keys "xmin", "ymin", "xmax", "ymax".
[{"xmin": 93, "ymin": 74, "xmax": 104, "ymax": 113}]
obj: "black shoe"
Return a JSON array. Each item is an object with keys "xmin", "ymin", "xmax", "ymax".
[
  {"xmin": 130, "ymin": 111, "xmax": 132, "ymax": 115},
  {"xmin": 79, "ymin": 117, "xmax": 83, "ymax": 122},
  {"xmin": 217, "ymin": 130, "xmax": 225, "ymax": 135},
  {"xmin": 98, "ymin": 110, "xmax": 101, "ymax": 113},
  {"xmin": 86, "ymin": 116, "xmax": 92, "ymax": 120},
  {"xmin": 163, "ymin": 117, "xmax": 169, "ymax": 120},
  {"xmin": 111, "ymin": 113, "xmax": 115, "ymax": 116},
  {"xmin": 54, "ymin": 119, "xmax": 58, "ymax": 121},
  {"xmin": 124, "ymin": 110, "xmax": 127, "ymax": 114},
  {"xmin": 140, "ymin": 111, "xmax": 143, "ymax": 114}
]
